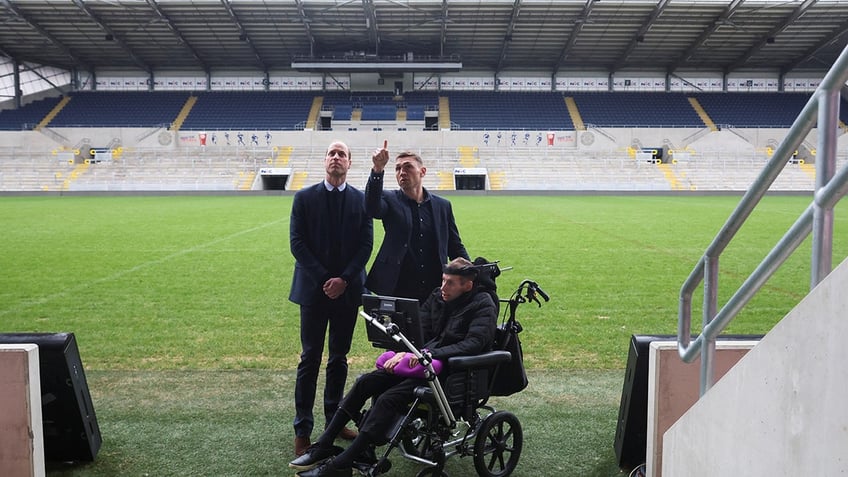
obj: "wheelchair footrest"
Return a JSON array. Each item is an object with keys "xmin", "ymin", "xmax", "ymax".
[{"xmin": 353, "ymin": 458, "xmax": 391, "ymax": 476}]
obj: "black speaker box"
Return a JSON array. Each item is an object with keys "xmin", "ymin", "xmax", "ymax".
[
  {"xmin": 0, "ymin": 332, "xmax": 101, "ymax": 462},
  {"xmin": 613, "ymin": 333, "xmax": 762, "ymax": 470}
]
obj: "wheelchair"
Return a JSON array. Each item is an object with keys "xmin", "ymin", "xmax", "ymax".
[{"xmin": 357, "ymin": 264, "xmax": 549, "ymax": 477}]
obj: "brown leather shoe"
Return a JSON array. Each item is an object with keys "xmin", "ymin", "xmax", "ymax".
[
  {"xmin": 295, "ymin": 436, "xmax": 311, "ymax": 457},
  {"xmin": 336, "ymin": 426, "xmax": 358, "ymax": 441}
]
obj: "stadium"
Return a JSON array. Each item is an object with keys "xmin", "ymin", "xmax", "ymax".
[{"xmin": 1, "ymin": 1, "xmax": 848, "ymax": 476}]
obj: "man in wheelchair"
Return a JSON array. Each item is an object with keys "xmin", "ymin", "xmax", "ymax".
[{"xmin": 290, "ymin": 257, "xmax": 497, "ymax": 477}]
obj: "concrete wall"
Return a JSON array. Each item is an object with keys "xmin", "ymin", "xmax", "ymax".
[
  {"xmin": 647, "ymin": 341, "xmax": 757, "ymax": 477},
  {"xmin": 0, "ymin": 126, "xmax": 839, "ymax": 158},
  {"xmin": 0, "ymin": 344, "xmax": 45, "ymax": 477},
  {"xmin": 1, "ymin": 126, "xmax": 842, "ymax": 192},
  {"xmin": 662, "ymin": 256, "xmax": 848, "ymax": 476}
]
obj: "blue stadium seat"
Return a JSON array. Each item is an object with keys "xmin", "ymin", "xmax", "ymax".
[
  {"xmin": 361, "ymin": 104, "xmax": 397, "ymax": 121},
  {"xmin": 3, "ymin": 90, "xmax": 823, "ymax": 132},
  {"xmin": 570, "ymin": 92, "xmax": 703, "ymax": 128},
  {"xmin": 0, "ymin": 96, "xmax": 63, "ymax": 130},
  {"xmin": 331, "ymin": 104, "xmax": 353, "ymax": 121},
  {"xmin": 406, "ymin": 104, "xmax": 426, "ymax": 121},
  {"xmin": 693, "ymin": 92, "xmax": 812, "ymax": 128},
  {"xmin": 181, "ymin": 91, "xmax": 316, "ymax": 130},
  {"xmin": 49, "ymin": 91, "xmax": 191, "ymax": 127},
  {"xmin": 447, "ymin": 91, "xmax": 574, "ymax": 130}
]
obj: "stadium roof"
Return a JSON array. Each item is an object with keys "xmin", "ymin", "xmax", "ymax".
[{"xmin": 1, "ymin": 0, "xmax": 847, "ymax": 77}]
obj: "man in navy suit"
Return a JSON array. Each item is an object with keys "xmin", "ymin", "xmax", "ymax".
[
  {"xmin": 289, "ymin": 141, "xmax": 373, "ymax": 457},
  {"xmin": 365, "ymin": 144, "xmax": 469, "ymax": 302}
]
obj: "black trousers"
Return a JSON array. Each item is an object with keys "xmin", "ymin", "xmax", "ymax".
[
  {"xmin": 293, "ymin": 297, "xmax": 358, "ymax": 438},
  {"xmin": 338, "ymin": 370, "xmax": 425, "ymax": 444}
]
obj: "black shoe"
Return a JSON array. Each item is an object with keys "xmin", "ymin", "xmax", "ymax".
[
  {"xmin": 296, "ymin": 458, "xmax": 352, "ymax": 477},
  {"xmin": 289, "ymin": 444, "xmax": 343, "ymax": 472},
  {"xmin": 351, "ymin": 445, "xmax": 378, "ymax": 473}
]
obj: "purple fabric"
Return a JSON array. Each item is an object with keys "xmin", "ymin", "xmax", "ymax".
[{"xmin": 375, "ymin": 351, "xmax": 443, "ymax": 378}]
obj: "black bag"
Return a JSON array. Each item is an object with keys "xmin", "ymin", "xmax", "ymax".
[{"xmin": 490, "ymin": 320, "xmax": 528, "ymax": 396}]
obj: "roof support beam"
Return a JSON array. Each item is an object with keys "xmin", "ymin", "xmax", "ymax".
[
  {"xmin": 72, "ymin": 0, "xmax": 150, "ymax": 73},
  {"xmin": 726, "ymin": 0, "xmax": 818, "ymax": 72},
  {"xmin": 782, "ymin": 18, "xmax": 848, "ymax": 74},
  {"xmin": 0, "ymin": 45, "xmax": 15, "ymax": 62},
  {"xmin": 496, "ymin": 0, "xmax": 521, "ymax": 73},
  {"xmin": 220, "ymin": 0, "xmax": 266, "ymax": 69},
  {"xmin": 0, "ymin": 0, "xmax": 90, "ymax": 70},
  {"xmin": 553, "ymin": 0, "xmax": 599, "ymax": 76},
  {"xmin": 612, "ymin": 0, "xmax": 670, "ymax": 71},
  {"xmin": 295, "ymin": 0, "xmax": 317, "ymax": 57},
  {"xmin": 668, "ymin": 0, "xmax": 745, "ymax": 74},
  {"xmin": 440, "ymin": 0, "xmax": 448, "ymax": 57},
  {"xmin": 145, "ymin": 0, "xmax": 207, "ymax": 71},
  {"xmin": 362, "ymin": 0, "xmax": 380, "ymax": 54}
]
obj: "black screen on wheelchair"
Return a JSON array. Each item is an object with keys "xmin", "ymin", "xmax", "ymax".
[{"xmin": 361, "ymin": 294, "xmax": 425, "ymax": 351}]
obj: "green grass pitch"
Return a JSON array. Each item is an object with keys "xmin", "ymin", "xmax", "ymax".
[{"xmin": 1, "ymin": 194, "xmax": 843, "ymax": 476}]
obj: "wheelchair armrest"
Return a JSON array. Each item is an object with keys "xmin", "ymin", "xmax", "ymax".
[
  {"xmin": 413, "ymin": 386, "xmax": 432, "ymax": 400},
  {"xmin": 447, "ymin": 350, "xmax": 512, "ymax": 371}
]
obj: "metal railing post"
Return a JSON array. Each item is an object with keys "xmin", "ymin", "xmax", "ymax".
[
  {"xmin": 701, "ymin": 255, "xmax": 719, "ymax": 394},
  {"xmin": 677, "ymin": 43, "xmax": 848, "ymax": 396},
  {"xmin": 811, "ymin": 89, "xmax": 839, "ymax": 288}
]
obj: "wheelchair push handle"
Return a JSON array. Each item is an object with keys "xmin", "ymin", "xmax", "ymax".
[
  {"xmin": 513, "ymin": 279, "xmax": 550, "ymax": 307},
  {"xmin": 527, "ymin": 280, "xmax": 550, "ymax": 303}
]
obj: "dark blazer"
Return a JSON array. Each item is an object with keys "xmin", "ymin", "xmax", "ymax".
[
  {"xmin": 364, "ymin": 172, "xmax": 468, "ymax": 296},
  {"xmin": 289, "ymin": 182, "xmax": 373, "ymax": 307}
]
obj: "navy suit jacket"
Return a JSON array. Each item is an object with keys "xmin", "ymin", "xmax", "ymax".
[
  {"xmin": 289, "ymin": 182, "xmax": 373, "ymax": 307},
  {"xmin": 364, "ymin": 171, "xmax": 468, "ymax": 296}
]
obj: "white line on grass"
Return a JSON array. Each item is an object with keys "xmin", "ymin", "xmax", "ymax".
[{"xmin": 0, "ymin": 219, "xmax": 284, "ymax": 318}]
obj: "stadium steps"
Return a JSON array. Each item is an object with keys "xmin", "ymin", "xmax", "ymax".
[
  {"xmin": 273, "ymin": 146, "xmax": 293, "ymax": 166},
  {"xmin": 288, "ymin": 171, "xmax": 308, "ymax": 190},
  {"xmin": 351, "ymin": 108, "xmax": 362, "ymax": 121},
  {"xmin": 687, "ymin": 97, "xmax": 718, "ymax": 131},
  {"xmin": 656, "ymin": 163, "xmax": 687, "ymax": 190},
  {"xmin": 35, "ymin": 96, "xmax": 72, "ymax": 131},
  {"xmin": 489, "ymin": 171, "xmax": 506, "ymax": 190},
  {"xmin": 438, "ymin": 97, "xmax": 450, "ymax": 130},
  {"xmin": 564, "ymin": 97, "xmax": 586, "ymax": 130},
  {"xmin": 237, "ymin": 170, "xmax": 256, "ymax": 190},
  {"xmin": 61, "ymin": 163, "xmax": 90, "ymax": 191},
  {"xmin": 800, "ymin": 162, "xmax": 816, "ymax": 180},
  {"xmin": 170, "ymin": 96, "xmax": 198, "ymax": 132},
  {"xmin": 458, "ymin": 146, "xmax": 479, "ymax": 167},
  {"xmin": 436, "ymin": 170, "xmax": 454, "ymax": 190},
  {"xmin": 306, "ymin": 97, "xmax": 323, "ymax": 129},
  {"xmin": 396, "ymin": 108, "xmax": 407, "ymax": 121}
]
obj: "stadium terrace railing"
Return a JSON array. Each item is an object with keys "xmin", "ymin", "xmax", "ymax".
[{"xmin": 677, "ymin": 44, "xmax": 848, "ymax": 396}]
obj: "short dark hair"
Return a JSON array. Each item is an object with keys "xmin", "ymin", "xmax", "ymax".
[
  {"xmin": 442, "ymin": 257, "xmax": 477, "ymax": 278},
  {"xmin": 395, "ymin": 151, "xmax": 423, "ymax": 166}
]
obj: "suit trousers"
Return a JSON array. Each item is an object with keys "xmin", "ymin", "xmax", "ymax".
[
  {"xmin": 338, "ymin": 370, "xmax": 425, "ymax": 445},
  {"xmin": 293, "ymin": 296, "xmax": 358, "ymax": 437}
]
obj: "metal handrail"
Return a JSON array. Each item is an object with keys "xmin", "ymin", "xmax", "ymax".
[{"xmin": 677, "ymin": 43, "xmax": 848, "ymax": 396}]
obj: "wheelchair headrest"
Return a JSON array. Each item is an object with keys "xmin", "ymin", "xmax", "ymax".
[{"xmin": 472, "ymin": 257, "xmax": 500, "ymax": 290}]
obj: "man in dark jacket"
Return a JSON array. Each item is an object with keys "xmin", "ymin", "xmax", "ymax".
[
  {"xmin": 289, "ymin": 257, "xmax": 496, "ymax": 477},
  {"xmin": 289, "ymin": 140, "xmax": 374, "ymax": 457},
  {"xmin": 365, "ymin": 145, "xmax": 469, "ymax": 303}
]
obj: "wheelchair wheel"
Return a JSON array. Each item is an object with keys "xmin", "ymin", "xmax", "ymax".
[{"xmin": 472, "ymin": 411, "xmax": 522, "ymax": 477}]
